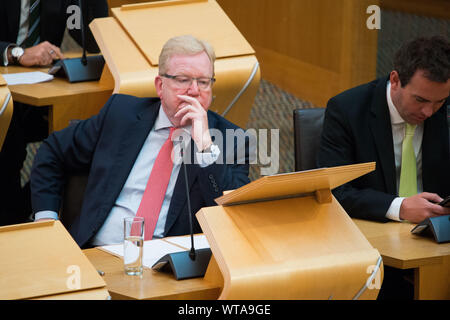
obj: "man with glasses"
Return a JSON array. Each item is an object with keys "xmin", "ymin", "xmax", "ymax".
[{"xmin": 30, "ymin": 35, "xmax": 250, "ymax": 248}]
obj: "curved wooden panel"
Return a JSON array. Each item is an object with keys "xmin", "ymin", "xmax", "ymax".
[
  {"xmin": 197, "ymin": 196, "xmax": 383, "ymax": 299},
  {"xmin": 0, "ymin": 75, "xmax": 13, "ymax": 151},
  {"xmin": 0, "ymin": 221, "xmax": 107, "ymax": 300},
  {"xmin": 198, "ymin": 164, "xmax": 382, "ymax": 300},
  {"xmin": 112, "ymin": 0, "xmax": 254, "ymax": 65},
  {"xmin": 90, "ymin": 17, "xmax": 157, "ymax": 98},
  {"xmin": 215, "ymin": 162, "xmax": 376, "ymax": 206}
]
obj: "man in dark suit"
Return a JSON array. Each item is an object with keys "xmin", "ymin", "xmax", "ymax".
[
  {"xmin": 1, "ymin": 0, "xmax": 107, "ymax": 66},
  {"xmin": 0, "ymin": 0, "xmax": 108, "ymax": 226},
  {"xmin": 318, "ymin": 36, "xmax": 450, "ymax": 300},
  {"xmin": 318, "ymin": 36, "xmax": 450, "ymax": 224},
  {"xmin": 30, "ymin": 35, "xmax": 250, "ymax": 248}
]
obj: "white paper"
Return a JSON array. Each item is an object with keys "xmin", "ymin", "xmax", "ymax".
[
  {"xmin": 2, "ymin": 71, "xmax": 54, "ymax": 85},
  {"xmin": 164, "ymin": 234, "xmax": 210, "ymax": 250},
  {"xmin": 100, "ymin": 239, "xmax": 187, "ymax": 269}
]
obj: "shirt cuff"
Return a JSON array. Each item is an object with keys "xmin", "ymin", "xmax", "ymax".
[
  {"xmin": 34, "ymin": 211, "xmax": 59, "ymax": 221},
  {"xmin": 3, "ymin": 44, "xmax": 15, "ymax": 66},
  {"xmin": 196, "ymin": 144, "xmax": 220, "ymax": 168},
  {"xmin": 385, "ymin": 197, "xmax": 405, "ymax": 221}
]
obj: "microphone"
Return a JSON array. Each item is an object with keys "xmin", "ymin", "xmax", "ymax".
[
  {"xmin": 181, "ymin": 141, "xmax": 197, "ymax": 261},
  {"xmin": 151, "ymin": 134, "xmax": 212, "ymax": 280},
  {"xmin": 79, "ymin": 0, "xmax": 88, "ymax": 66},
  {"xmin": 48, "ymin": 0, "xmax": 104, "ymax": 82}
]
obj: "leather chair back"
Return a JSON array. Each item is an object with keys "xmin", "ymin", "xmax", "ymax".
[
  {"xmin": 293, "ymin": 108, "xmax": 325, "ymax": 171},
  {"xmin": 61, "ymin": 173, "xmax": 89, "ymax": 230}
]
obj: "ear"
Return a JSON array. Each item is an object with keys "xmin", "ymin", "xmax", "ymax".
[
  {"xmin": 155, "ymin": 75, "xmax": 163, "ymax": 98},
  {"xmin": 390, "ymin": 70, "xmax": 401, "ymax": 90}
]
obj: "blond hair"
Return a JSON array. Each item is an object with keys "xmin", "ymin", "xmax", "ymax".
[{"xmin": 158, "ymin": 35, "xmax": 216, "ymax": 75}]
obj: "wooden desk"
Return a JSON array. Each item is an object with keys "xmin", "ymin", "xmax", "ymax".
[
  {"xmin": 85, "ymin": 220, "xmax": 449, "ymax": 300},
  {"xmin": 353, "ymin": 219, "xmax": 450, "ymax": 300},
  {"xmin": 0, "ymin": 65, "xmax": 113, "ymax": 132},
  {"xmin": 83, "ymin": 248, "xmax": 221, "ymax": 300}
]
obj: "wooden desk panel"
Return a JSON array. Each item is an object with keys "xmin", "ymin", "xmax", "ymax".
[
  {"xmin": 0, "ymin": 221, "xmax": 109, "ymax": 300},
  {"xmin": 84, "ymin": 220, "xmax": 449, "ymax": 300},
  {"xmin": 0, "ymin": 65, "xmax": 113, "ymax": 132},
  {"xmin": 83, "ymin": 248, "xmax": 221, "ymax": 300},
  {"xmin": 353, "ymin": 219, "xmax": 450, "ymax": 269},
  {"xmin": 354, "ymin": 219, "xmax": 450, "ymax": 300}
]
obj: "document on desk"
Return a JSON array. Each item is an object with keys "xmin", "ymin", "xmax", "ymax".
[
  {"xmin": 164, "ymin": 234, "xmax": 210, "ymax": 250},
  {"xmin": 99, "ymin": 239, "xmax": 187, "ymax": 269},
  {"xmin": 2, "ymin": 71, "xmax": 54, "ymax": 85}
]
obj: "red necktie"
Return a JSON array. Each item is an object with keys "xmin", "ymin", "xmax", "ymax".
[{"xmin": 136, "ymin": 127, "xmax": 175, "ymax": 240}]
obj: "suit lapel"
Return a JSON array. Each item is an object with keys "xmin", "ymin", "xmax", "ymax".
[
  {"xmin": 369, "ymin": 77, "xmax": 397, "ymax": 195},
  {"xmin": 6, "ymin": 1, "xmax": 21, "ymax": 42},
  {"xmin": 40, "ymin": 0, "xmax": 65, "ymax": 42},
  {"xmin": 104, "ymin": 100, "xmax": 160, "ymax": 207},
  {"xmin": 422, "ymin": 103, "xmax": 449, "ymax": 191}
]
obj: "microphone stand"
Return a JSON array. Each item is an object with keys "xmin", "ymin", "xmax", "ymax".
[
  {"xmin": 79, "ymin": 0, "xmax": 88, "ymax": 66},
  {"xmin": 151, "ymin": 137, "xmax": 212, "ymax": 280},
  {"xmin": 49, "ymin": 0, "xmax": 104, "ymax": 82},
  {"xmin": 182, "ymin": 147, "xmax": 197, "ymax": 261}
]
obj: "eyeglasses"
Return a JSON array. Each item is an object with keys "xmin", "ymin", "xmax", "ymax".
[{"xmin": 161, "ymin": 74, "xmax": 216, "ymax": 90}]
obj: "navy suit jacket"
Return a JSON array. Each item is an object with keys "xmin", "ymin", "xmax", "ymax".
[
  {"xmin": 317, "ymin": 76, "xmax": 450, "ymax": 222},
  {"xmin": 0, "ymin": 0, "xmax": 108, "ymax": 65},
  {"xmin": 31, "ymin": 94, "xmax": 250, "ymax": 248}
]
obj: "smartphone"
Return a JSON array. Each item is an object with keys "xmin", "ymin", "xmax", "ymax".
[
  {"xmin": 48, "ymin": 60, "xmax": 62, "ymax": 75},
  {"xmin": 439, "ymin": 195, "xmax": 450, "ymax": 207}
]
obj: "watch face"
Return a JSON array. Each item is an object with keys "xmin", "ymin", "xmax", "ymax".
[{"xmin": 12, "ymin": 46, "xmax": 24, "ymax": 58}]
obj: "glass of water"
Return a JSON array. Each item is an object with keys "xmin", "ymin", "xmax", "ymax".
[{"xmin": 123, "ymin": 217, "xmax": 144, "ymax": 276}]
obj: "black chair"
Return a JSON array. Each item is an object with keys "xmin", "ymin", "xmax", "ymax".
[
  {"xmin": 0, "ymin": 86, "xmax": 13, "ymax": 151},
  {"xmin": 293, "ymin": 108, "xmax": 325, "ymax": 171},
  {"xmin": 447, "ymin": 105, "xmax": 450, "ymax": 149},
  {"xmin": 60, "ymin": 173, "xmax": 88, "ymax": 230}
]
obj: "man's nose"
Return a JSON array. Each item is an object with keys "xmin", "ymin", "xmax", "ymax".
[
  {"xmin": 421, "ymin": 103, "xmax": 434, "ymax": 118},
  {"xmin": 187, "ymin": 79, "xmax": 200, "ymax": 95}
]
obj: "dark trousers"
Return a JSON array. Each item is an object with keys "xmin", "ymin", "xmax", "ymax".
[
  {"xmin": 377, "ymin": 266, "xmax": 414, "ymax": 300},
  {"xmin": 0, "ymin": 102, "xmax": 48, "ymax": 226}
]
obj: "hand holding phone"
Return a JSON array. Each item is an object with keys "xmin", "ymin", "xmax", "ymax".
[{"xmin": 439, "ymin": 195, "xmax": 450, "ymax": 207}]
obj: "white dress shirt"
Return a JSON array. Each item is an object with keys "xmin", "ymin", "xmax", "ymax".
[{"xmin": 385, "ymin": 81, "xmax": 424, "ymax": 221}]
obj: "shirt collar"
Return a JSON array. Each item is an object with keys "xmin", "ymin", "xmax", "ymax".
[
  {"xmin": 386, "ymin": 81, "xmax": 405, "ymax": 125},
  {"xmin": 155, "ymin": 103, "xmax": 191, "ymax": 136}
]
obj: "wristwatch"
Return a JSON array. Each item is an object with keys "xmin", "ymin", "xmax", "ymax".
[
  {"xmin": 10, "ymin": 46, "xmax": 25, "ymax": 64},
  {"xmin": 201, "ymin": 144, "xmax": 213, "ymax": 153},
  {"xmin": 196, "ymin": 143, "xmax": 220, "ymax": 167},
  {"xmin": 202, "ymin": 143, "xmax": 219, "ymax": 154}
]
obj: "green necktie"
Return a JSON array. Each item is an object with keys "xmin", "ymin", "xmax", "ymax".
[
  {"xmin": 399, "ymin": 123, "xmax": 417, "ymax": 197},
  {"xmin": 21, "ymin": 0, "xmax": 41, "ymax": 48}
]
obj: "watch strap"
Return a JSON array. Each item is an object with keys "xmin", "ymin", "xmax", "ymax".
[
  {"xmin": 3, "ymin": 44, "xmax": 16, "ymax": 66},
  {"xmin": 11, "ymin": 46, "xmax": 24, "ymax": 64}
]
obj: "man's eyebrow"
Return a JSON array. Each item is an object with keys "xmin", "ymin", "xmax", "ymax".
[
  {"xmin": 414, "ymin": 95, "xmax": 448, "ymax": 102},
  {"xmin": 414, "ymin": 95, "xmax": 430, "ymax": 102}
]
